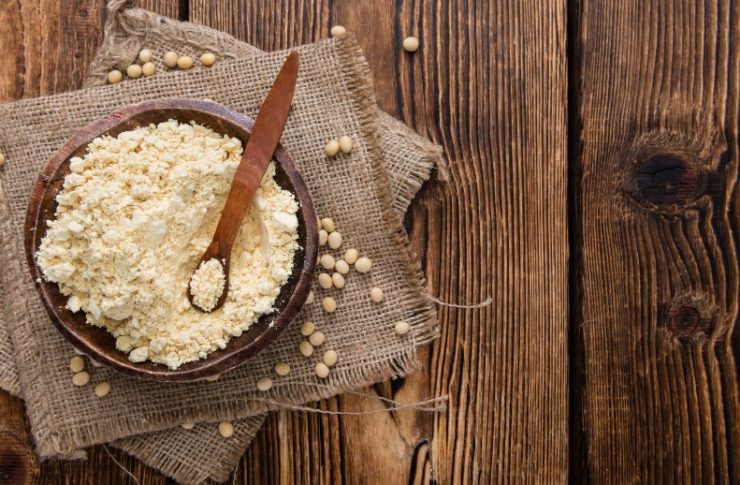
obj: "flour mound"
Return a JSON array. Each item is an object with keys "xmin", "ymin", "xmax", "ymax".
[{"xmin": 37, "ymin": 120, "xmax": 299, "ymax": 369}]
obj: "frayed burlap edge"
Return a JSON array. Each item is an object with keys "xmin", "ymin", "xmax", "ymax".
[
  {"xmin": 113, "ymin": 417, "xmax": 265, "ymax": 484},
  {"xmin": 86, "ymin": 2, "xmax": 262, "ymax": 87},
  {"xmin": 0, "ymin": 285, "xmax": 21, "ymax": 397},
  {"xmin": 378, "ymin": 112, "xmax": 447, "ymax": 216},
  {"xmin": 333, "ymin": 38, "xmax": 440, "ymax": 347}
]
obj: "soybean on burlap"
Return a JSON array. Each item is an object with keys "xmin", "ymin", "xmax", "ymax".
[{"xmin": 0, "ymin": 31, "xmax": 440, "ymax": 485}]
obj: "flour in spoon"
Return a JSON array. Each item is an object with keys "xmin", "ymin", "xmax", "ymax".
[
  {"xmin": 190, "ymin": 258, "xmax": 226, "ymax": 312},
  {"xmin": 36, "ymin": 120, "xmax": 299, "ymax": 369}
]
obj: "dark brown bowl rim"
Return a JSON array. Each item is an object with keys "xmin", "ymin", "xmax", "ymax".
[{"xmin": 24, "ymin": 98, "xmax": 318, "ymax": 382}]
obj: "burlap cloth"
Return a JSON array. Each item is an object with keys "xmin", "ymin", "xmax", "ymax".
[{"xmin": 0, "ymin": 4, "xmax": 444, "ymax": 484}]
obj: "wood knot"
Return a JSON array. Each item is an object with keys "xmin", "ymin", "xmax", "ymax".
[
  {"xmin": 667, "ymin": 306, "xmax": 700, "ymax": 336},
  {"xmin": 634, "ymin": 153, "xmax": 699, "ymax": 205},
  {"xmin": 663, "ymin": 294, "xmax": 715, "ymax": 340},
  {"xmin": 620, "ymin": 130, "xmax": 718, "ymax": 214},
  {"xmin": 70, "ymin": 1, "xmax": 99, "ymax": 31}
]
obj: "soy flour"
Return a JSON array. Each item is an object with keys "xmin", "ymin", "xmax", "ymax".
[{"xmin": 36, "ymin": 120, "xmax": 299, "ymax": 369}]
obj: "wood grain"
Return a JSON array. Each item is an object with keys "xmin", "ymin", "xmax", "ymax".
[
  {"xmin": 571, "ymin": 0, "xmax": 740, "ymax": 481},
  {"xmin": 191, "ymin": 0, "xmax": 569, "ymax": 483}
]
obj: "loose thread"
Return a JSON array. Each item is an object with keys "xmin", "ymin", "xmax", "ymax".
[
  {"xmin": 250, "ymin": 396, "xmax": 447, "ymax": 415},
  {"xmin": 254, "ymin": 381, "xmax": 449, "ymax": 414},
  {"xmin": 102, "ymin": 445, "xmax": 140, "ymax": 485},
  {"xmin": 425, "ymin": 293, "xmax": 493, "ymax": 309},
  {"xmin": 231, "ymin": 456, "xmax": 239, "ymax": 485}
]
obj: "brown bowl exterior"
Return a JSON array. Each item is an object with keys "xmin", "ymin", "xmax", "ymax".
[{"xmin": 24, "ymin": 99, "xmax": 318, "ymax": 382}]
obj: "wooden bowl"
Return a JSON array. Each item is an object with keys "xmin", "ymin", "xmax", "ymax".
[{"xmin": 24, "ymin": 99, "xmax": 318, "ymax": 382}]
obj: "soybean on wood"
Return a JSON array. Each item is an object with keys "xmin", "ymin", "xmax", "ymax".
[{"xmin": 571, "ymin": 0, "xmax": 740, "ymax": 481}]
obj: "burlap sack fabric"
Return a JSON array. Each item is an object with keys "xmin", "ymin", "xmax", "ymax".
[{"xmin": 0, "ymin": 5, "xmax": 443, "ymax": 482}]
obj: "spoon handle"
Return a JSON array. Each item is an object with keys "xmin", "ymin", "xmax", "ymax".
[
  {"xmin": 212, "ymin": 51, "xmax": 300, "ymax": 255},
  {"xmin": 190, "ymin": 52, "xmax": 300, "ymax": 311}
]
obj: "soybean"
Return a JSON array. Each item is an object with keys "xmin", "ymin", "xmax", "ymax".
[
  {"xmin": 107, "ymin": 70, "xmax": 123, "ymax": 84},
  {"xmin": 315, "ymin": 362, "xmax": 330, "ymax": 378},
  {"xmin": 318, "ymin": 273, "xmax": 333, "ymax": 289},
  {"xmin": 328, "ymin": 231, "xmax": 342, "ymax": 249},
  {"xmin": 301, "ymin": 321, "xmax": 316, "ymax": 336},
  {"xmin": 338, "ymin": 135, "xmax": 353, "ymax": 153},
  {"xmin": 299, "ymin": 340, "xmax": 314, "ymax": 357},
  {"xmin": 322, "ymin": 297, "xmax": 337, "ymax": 313},
  {"xmin": 321, "ymin": 218, "xmax": 336, "ymax": 232},
  {"xmin": 72, "ymin": 371, "xmax": 90, "ymax": 386},
  {"xmin": 164, "ymin": 51, "xmax": 179, "ymax": 68},
  {"xmin": 344, "ymin": 248, "xmax": 359, "ymax": 264},
  {"xmin": 275, "ymin": 362, "xmax": 291, "ymax": 376},
  {"xmin": 256, "ymin": 377, "xmax": 273, "ymax": 392},
  {"xmin": 320, "ymin": 254, "xmax": 336, "ymax": 270},
  {"xmin": 323, "ymin": 350, "xmax": 338, "ymax": 367},
  {"xmin": 335, "ymin": 260, "xmax": 350, "ymax": 275},
  {"xmin": 330, "ymin": 25, "xmax": 347, "ymax": 38},
  {"xmin": 138, "ymin": 49, "xmax": 153, "ymax": 63},
  {"xmin": 370, "ymin": 287, "xmax": 384, "ymax": 303},
  {"xmin": 142, "ymin": 62, "xmax": 156, "ymax": 76},
  {"xmin": 403, "ymin": 36, "xmax": 420, "ymax": 52},
  {"xmin": 69, "ymin": 356, "xmax": 85, "ymax": 373},
  {"xmin": 94, "ymin": 382, "xmax": 111, "ymax": 397},
  {"xmin": 332, "ymin": 272, "xmax": 345, "ymax": 289},
  {"xmin": 325, "ymin": 139, "xmax": 340, "ymax": 157},
  {"xmin": 201, "ymin": 52, "xmax": 217, "ymax": 66},
  {"xmin": 309, "ymin": 331, "xmax": 325, "ymax": 347},
  {"xmin": 177, "ymin": 55, "xmax": 194, "ymax": 70},
  {"xmin": 218, "ymin": 421, "xmax": 234, "ymax": 438},
  {"xmin": 126, "ymin": 64, "xmax": 143, "ymax": 79},
  {"xmin": 355, "ymin": 256, "xmax": 372, "ymax": 273},
  {"xmin": 395, "ymin": 321, "xmax": 410, "ymax": 335}
]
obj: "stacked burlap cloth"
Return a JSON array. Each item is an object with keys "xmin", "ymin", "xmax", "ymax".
[{"xmin": 0, "ymin": 2, "xmax": 445, "ymax": 483}]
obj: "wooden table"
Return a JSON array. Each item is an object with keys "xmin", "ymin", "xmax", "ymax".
[{"xmin": 0, "ymin": 1, "xmax": 737, "ymax": 483}]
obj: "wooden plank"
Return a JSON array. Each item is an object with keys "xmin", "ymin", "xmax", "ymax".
[
  {"xmin": 192, "ymin": 1, "xmax": 569, "ymax": 483},
  {"xmin": 572, "ymin": 0, "xmax": 740, "ymax": 481},
  {"xmin": 0, "ymin": 1, "xmax": 180, "ymax": 483}
]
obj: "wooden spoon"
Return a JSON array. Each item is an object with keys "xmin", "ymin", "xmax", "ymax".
[{"xmin": 188, "ymin": 51, "xmax": 300, "ymax": 312}]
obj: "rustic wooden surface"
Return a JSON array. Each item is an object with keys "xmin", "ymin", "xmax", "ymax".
[
  {"xmin": 1, "ymin": 0, "xmax": 736, "ymax": 483},
  {"xmin": 569, "ymin": 0, "xmax": 740, "ymax": 482}
]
